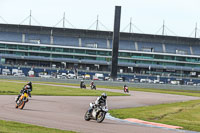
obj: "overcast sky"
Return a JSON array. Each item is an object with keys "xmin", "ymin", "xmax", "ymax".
[{"xmin": 0, "ymin": 0, "xmax": 200, "ymax": 37}]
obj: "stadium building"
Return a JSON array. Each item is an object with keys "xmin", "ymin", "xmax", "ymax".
[{"xmin": 0, "ymin": 23, "xmax": 200, "ymax": 77}]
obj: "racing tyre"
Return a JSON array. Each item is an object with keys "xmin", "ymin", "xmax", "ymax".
[
  {"xmin": 84, "ymin": 110, "xmax": 91, "ymax": 121},
  {"xmin": 18, "ymin": 101, "xmax": 25, "ymax": 110},
  {"xmin": 96, "ymin": 111, "xmax": 105, "ymax": 123}
]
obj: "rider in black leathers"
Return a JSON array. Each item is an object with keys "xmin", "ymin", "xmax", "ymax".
[
  {"xmin": 15, "ymin": 81, "xmax": 32, "ymax": 103},
  {"xmin": 80, "ymin": 80, "xmax": 85, "ymax": 88}
]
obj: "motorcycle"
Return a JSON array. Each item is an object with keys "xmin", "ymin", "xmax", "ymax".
[
  {"xmin": 15, "ymin": 92, "xmax": 29, "ymax": 110},
  {"xmin": 90, "ymin": 85, "xmax": 96, "ymax": 90},
  {"xmin": 80, "ymin": 83, "xmax": 86, "ymax": 89},
  {"xmin": 84, "ymin": 103, "xmax": 108, "ymax": 123},
  {"xmin": 124, "ymin": 86, "xmax": 129, "ymax": 93}
]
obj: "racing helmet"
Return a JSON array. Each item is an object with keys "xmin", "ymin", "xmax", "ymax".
[
  {"xmin": 27, "ymin": 81, "xmax": 32, "ymax": 85},
  {"xmin": 101, "ymin": 93, "xmax": 107, "ymax": 100}
]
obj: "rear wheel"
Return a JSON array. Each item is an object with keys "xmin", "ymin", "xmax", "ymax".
[
  {"xmin": 96, "ymin": 111, "xmax": 105, "ymax": 123},
  {"xmin": 84, "ymin": 110, "xmax": 91, "ymax": 121}
]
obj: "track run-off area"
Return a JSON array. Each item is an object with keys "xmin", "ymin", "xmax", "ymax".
[{"xmin": 0, "ymin": 80, "xmax": 200, "ymax": 133}]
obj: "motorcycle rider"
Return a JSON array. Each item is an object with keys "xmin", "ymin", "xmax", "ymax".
[
  {"xmin": 123, "ymin": 84, "xmax": 129, "ymax": 93},
  {"xmin": 88, "ymin": 93, "xmax": 107, "ymax": 114},
  {"xmin": 90, "ymin": 81, "xmax": 95, "ymax": 89},
  {"xmin": 15, "ymin": 81, "xmax": 32, "ymax": 103},
  {"xmin": 80, "ymin": 80, "xmax": 85, "ymax": 88}
]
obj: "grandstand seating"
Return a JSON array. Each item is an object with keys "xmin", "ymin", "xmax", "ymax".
[
  {"xmin": 137, "ymin": 42, "xmax": 163, "ymax": 52},
  {"xmin": 0, "ymin": 31, "xmax": 22, "ymax": 42},
  {"xmin": 165, "ymin": 43, "xmax": 191, "ymax": 55},
  {"xmin": 192, "ymin": 45, "xmax": 200, "ymax": 55},
  {"xmin": 25, "ymin": 33, "xmax": 50, "ymax": 44},
  {"xmin": 119, "ymin": 40, "xmax": 135, "ymax": 50},
  {"xmin": 0, "ymin": 31, "xmax": 199, "ymax": 57},
  {"xmin": 81, "ymin": 38, "xmax": 107, "ymax": 48},
  {"xmin": 53, "ymin": 36, "xmax": 79, "ymax": 46}
]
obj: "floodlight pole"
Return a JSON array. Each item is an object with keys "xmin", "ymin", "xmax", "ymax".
[
  {"xmin": 195, "ymin": 23, "xmax": 197, "ymax": 38},
  {"xmin": 111, "ymin": 6, "xmax": 121, "ymax": 80},
  {"xmin": 29, "ymin": 10, "xmax": 32, "ymax": 25},
  {"xmin": 162, "ymin": 20, "xmax": 165, "ymax": 35},
  {"xmin": 129, "ymin": 17, "xmax": 132, "ymax": 33},
  {"xmin": 63, "ymin": 12, "xmax": 65, "ymax": 28},
  {"xmin": 96, "ymin": 15, "xmax": 99, "ymax": 30}
]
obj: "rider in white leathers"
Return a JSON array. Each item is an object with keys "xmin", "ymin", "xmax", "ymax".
[{"xmin": 89, "ymin": 93, "xmax": 107, "ymax": 114}]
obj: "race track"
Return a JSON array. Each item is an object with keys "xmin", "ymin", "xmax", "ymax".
[{"xmin": 0, "ymin": 83, "xmax": 199, "ymax": 133}]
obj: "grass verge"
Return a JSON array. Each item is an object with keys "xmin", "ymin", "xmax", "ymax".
[
  {"xmin": 0, "ymin": 119, "xmax": 75, "ymax": 133},
  {"xmin": 1, "ymin": 79, "xmax": 200, "ymax": 97},
  {"xmin": 109, "ymin": 99, "xmax": 200, "ymax": 132},
  {"xmin": 0, "ymin": 80, "xmax": 127, "ymax": 96}
]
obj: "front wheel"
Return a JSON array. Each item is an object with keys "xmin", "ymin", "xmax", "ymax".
[
  {"xmin": 18, "ymin": 101, "xmax": 26, "ymax": 110},
  {"xmin": 96, "ymin": 111, "xmax": 106, "ymax": 123},
  {"xmin": 84, "ymin": 110, "xmax": 91, "ymax": 121}
]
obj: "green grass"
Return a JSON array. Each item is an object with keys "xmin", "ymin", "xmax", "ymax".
[
  {"xmin": 1, "ymin": 79, "xmax": 200, "ymax": 97},
  {"xmin": 98, "ymin": 85, "xmax": 200, "ymax": 97},
  {"xmin": 0, "ymin": 80, "xmax": 127, "ymax": 96},
  {"xmin": 0, "ymin": 119, "xmax": 75, "ymax": 133},
  {"xmin": 109, "ymin": 99, "xmax": 200, "ymax": 132}
]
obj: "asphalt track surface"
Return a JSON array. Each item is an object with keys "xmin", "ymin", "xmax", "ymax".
[{"xmin": 0, "ymin": 82, "xmax": 200, "ymax": 133}]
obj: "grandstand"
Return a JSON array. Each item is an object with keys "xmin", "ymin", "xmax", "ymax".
[{"xmin": 0, "ymin": 23, "xmax": 200, "ymax": 77}]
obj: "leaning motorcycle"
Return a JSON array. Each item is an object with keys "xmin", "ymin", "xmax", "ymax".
[
  {"xmin": 124, "ymin": 86, "xmax": 129, "ymax": 93},
  {"xmin": 90, "ymin": 85, "xmax": 96, "ymax": 90},
  {"xmin": 84, "ymin": 103, "xmax": 108, "ymax": 123},
  {"xmin": 15, "ymin": 92, "xmax": 29, "ymax": 110},
  {"xmin": 80, "ymin": 83, "xmax": 86, "ymax": 89}
]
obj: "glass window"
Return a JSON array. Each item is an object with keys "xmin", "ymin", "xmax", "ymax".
[
  {"xmin": 96, "ymin": 57, "xmax": 106, "ymax": 61},
  {"xmin": 52, "ymin": 54, "xmax": 62, "ymax": 58},
  {"xmin": 154, "ymin": 55, "xmax": 164, "ymax": 59},
  {"xmin": 186, "ymin": 57, "xmax": 198, "ymax": 62},
  {"xmin": 0, "ymin": 44, "xmax": 5, "ymax": 48},
  {"xmin": 38, "ymin": 53, "xmax": 50, "ymax": 57},
  {"xmin": 74, "ymin": 56, "xmax": 84, "ymax": 60},
  {"xmin": 30, "ymin": 46, "xmax": 40, "ymax": 51},
  {"xmin": 86, "ymin": 50, "xmax": 96, "ymax": 55},
  {"xmin": 7, "ymin": 45, "xmax": 17, "ymax": 49},
  {"xmin": 75, "ymin": 49, "xmax": 85, "ymax": 54},
  {"xmin": 40, "ymin": 46, "xmax": 51, "ymax": 51},
  {"xmin": 175, "ymin": 56, "xmax": 186, "ymax": 61},
  {"xmin": 164, "ymin": 56, "xmax": 175, "ymax": 60},
  {"xmin": 18, "ymin": 45, "xmax": 28, "ymax": 50},
  {"xmin": 97, "ymin": 51, "xmax": 109, "ymax": 56},
  {"xmin": 63, "ymin": 48, "xmax": 69, "ymax": 53},
  {"xmin": 63, "ymin": 55, "xmax": 73, "ymax": 58},
  {"xmin": 15, "ymin": 52, "xmax": 26, "ymax": 56},
  {"xmin": 119, "ymin": 52, "xmax": 130, "ymax": 57},
  {"xmin": 141, "ymin": 54, "xmax": 153, "ymax": 59},
  {"xmin": 29, "ymin": 53, "xmax": 38, "ymax": 56},
  {"xmin": 85, "ymin": 57, "xmax": 96, "ymax": 60},
  {"xmin": 52, "ymin": 48, "xmax": 63, "ymax": 52}
]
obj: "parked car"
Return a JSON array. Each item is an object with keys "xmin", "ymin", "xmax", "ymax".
[
  {"xmin": 2, "ymin": 69, "xmax": 11, "ymax": 75},
  {"xmin": 14, "ymin": 73, "xmax": 25, "ymax": 77},
  {"xmin": 67, "ymin": 73, "xmax": 76, "ymax": 79},
  {"xmin": 84, "ymin": 74, "xmax": 91, "ymax": 80},
  {"xmin": 93, "ymin": 73, "xmax": 104, "ymax": 80}
]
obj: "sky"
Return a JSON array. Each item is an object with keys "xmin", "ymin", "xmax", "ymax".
[{"xmin": 0, "ymin": 0, "xmax": 200, "ymax": 38}]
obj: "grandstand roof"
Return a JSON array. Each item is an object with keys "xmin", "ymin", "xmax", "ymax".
[{"xmin": 0, "ymin": 23, "xmax": 200, "ymax": 45}]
